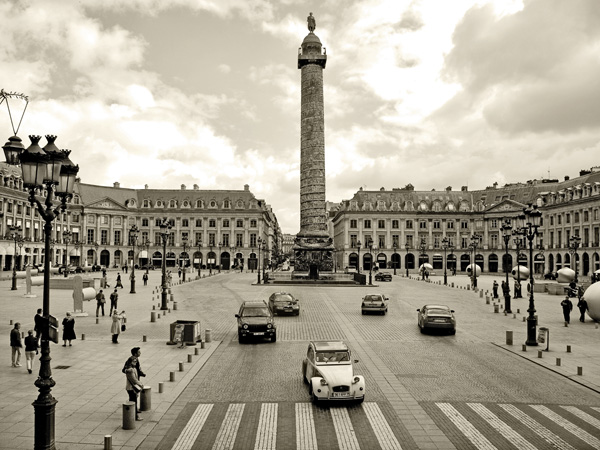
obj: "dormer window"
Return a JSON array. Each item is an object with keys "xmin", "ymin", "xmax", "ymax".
[
  {"xmin": 209, "ymin": 200, "xmax": 217, "ymax": 208},
  {"xmin": 169, "ymin": 200, "xmax": 177, "ymax": 208}
]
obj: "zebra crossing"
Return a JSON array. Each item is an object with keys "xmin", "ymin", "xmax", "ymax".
[{"xmin": 163, "ymin": 401, "xmax": 600, "ymax": 450}]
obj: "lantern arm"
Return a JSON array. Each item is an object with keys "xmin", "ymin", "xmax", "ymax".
[{"xmin": 26, "ymin": 187, "xmax": 66, "ymax": 223}]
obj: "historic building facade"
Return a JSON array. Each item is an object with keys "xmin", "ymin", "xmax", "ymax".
[
  {"xmin": 332, "ymin": 168, "xmax": 600, "ymax": 278},
  {"xmin": 0, "ymin": 164, "xmax": 282, "ymax": 273}
]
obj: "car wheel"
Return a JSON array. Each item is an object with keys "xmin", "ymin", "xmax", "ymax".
[
  {"xmin": 450, "ymin": 329, "xmax": 456, "ymax": 335},
  {"xmin": 419, "ymin": 326, "xmax": 424, "ymax": 334}
]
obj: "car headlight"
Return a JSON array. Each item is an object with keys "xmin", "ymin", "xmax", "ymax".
[
  {"xmin": 267, "ymin": 323, "xmax": 272, "ymax": 329},
  {"xmin": 353, "ymin": 376, "xmax": 360, "ymax": 384},
  {"xmin": 320, "ymin": 379, "xmax": 328, "ymax": 386},
  {"xmin": 243, "ymin": 324, "xmax": 248, "ymax": 329}
]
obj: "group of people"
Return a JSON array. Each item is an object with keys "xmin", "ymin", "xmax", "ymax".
[
  {"xmin": 562, "ymin": 280, "xmax": 589, "ymax": 324},
  {"xmin": 95, "ymin": 288, "xmax": 127, "ymax": 343}
]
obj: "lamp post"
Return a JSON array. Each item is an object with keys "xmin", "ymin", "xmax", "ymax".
[
  {"xmin": 405, "ymin": 242, "xmax": 410, "ymax": 277},
  {"xmin": 18, "ymin": 238, "xmax": 24, "ymax": 270},
  {"xmin": 93, "ymin": 241, "xmax": 99, "ymax": 266},
  {"xmin": 196, "ymin": 238, "xmax": 202, "ymax": 278},
  {"xmin": 469, "ymin": 234, "xmax": 481, "ymax": 289},
  {"xmin": 569, "ymin": 235, "xmax": 581, "ymax": 283},
  {"xmin": 393, "ymin": 246, "xmax": 397, "ymax": 276},
  {"xmin": 217, "ymin": 241, "xmax": 222, "ymax": 273},
  {"xmin": 512, "ymin": 232, "xmax": 525, "ymax": 298},
  {"xmin": 356, "ymin": 240, "xmax": 362, "ymax": 274},
  {"xmin": 9, "ymin": 225, "xmax": 22, "ymax": 290},
  {"xmin": 141, "ymin": 237, "xmax": 150, "ymax": 273},
  {"xmin": 182, "ymin": 236, "xmax": 188, "ymax": 282},
  {"xmin": 3, "ymin": 129, "xmax": 80, "ymax": 449},
  {"xmin": 367, "ymin": 238, "xmax": 374, "ymax": 285},
  {"xmin": 441, "ymin": 237, "xmax": 450, "ymax": 285},
  {"xmin": 257, "ymin": 237, "xmax": 263, "ymax": 284},
  {"xmin": 129, "ymin": 225, "xmax": 139, "ymax": 293},
  {"xmin": 501, "ymin": 219, "xmax": 513, "ymax": 313},
  {"xmin": 62, "ymin": 230, "xmax": 72, "ymax": 277},
  {"xmin": 230, "ymin": 246, "xmax": 236, "ymax": 270},
  {"xmin": 158, "ymin": 218, "xmax": 172, "ymax": 310},
  {"xmin": 262, "ymin": 242, "xmax": 267, "ymax": 282},
  {"xmin": 209, "ymin": 244, "xmax": 213, "ymax": 275},
  {"xmin": 419, "ymin": 238, "xmax": 427, "ymax": 280},
  {"xmin": 522, "ymin": 205, "xmax": 542, "ymax": 345}
]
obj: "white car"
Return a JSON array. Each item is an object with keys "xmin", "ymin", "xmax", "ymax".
[{"xmin": 302, "ymin": 340, "xmax": 365, "ymax": 403}]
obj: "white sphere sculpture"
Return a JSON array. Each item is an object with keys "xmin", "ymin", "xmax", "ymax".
[
  {"xmin": 466, "ymin": 264, "xmax": 481, "ymax": 277},
  {"xmin": 556, "ymin": 268, "xmax": 576, "ymax": 284},
  {"xmin": 511, "ymin": 265, "xmax": 530, "ymax": 280},
  {"xmin": 583, "ymin": 283, "xmax": 600, "ymax": 321}
]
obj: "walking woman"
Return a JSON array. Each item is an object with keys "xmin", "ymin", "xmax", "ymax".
[
  {"xmin": 62, "ymin": 312, "xmax": 76, "ymax": 346},
  {"xmin": 111, "ymin": 310, "xmax": 125, "ymax": 343},
  {"xmin": 24, "ymin": 330, "xmax": 39, "ymax": 374}
]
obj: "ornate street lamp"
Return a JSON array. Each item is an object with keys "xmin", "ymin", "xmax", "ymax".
[
  {"xmin": 230, "ymin": 245, "xmax": 236, "ymax": 270},
  {"xmin": 196, "ymin": 238, "xmax": 202, "ymax": 278},
  {"xmin": 405, "ymin": 242, "xmax": 410, "ymax": 277},
  {"xmin": 393, "ymin": 246, "xmax": 397, "ymax": 276},
  {"xmin": 257, "ymin": 237, "xmax": 263, "ymax": 284},
  {"xmin": 367, "ymin": 238, "xmax": 375, "ymax": 285},
  {"xmin": 3, "ymin": 126, "xmax": 79, "ymax": 450},
  {"xmin": 129, "ymin": 225, "xmax": 139, "ymax": 293},
  {"xmin": 18, "ymin": 238, "xmax": 24, "ymax": 270},
  {"xmin": 262, "ymin": 241, "xmax": 268, "ymax": 281},
  {"xmin": 441, "ymin": 237, "xmax": 451, "ymax": 285},
  {"xmin": 209, "ymin": 243, "xmax": 214, "ymax": 275},
  {"xmin": 74, "ymin": 240, "xmax": 83, "ymax": 268},
  {"xmin": 356, "ymin": 240, "xmax": 362, "ymax": 274},
  {"xmin": 419, "ymin": 238, "xmax": 427, "ymax": 280},
  {"xmin": 516, "ymin": 205, "xmax": 542, "ymax": 346},
  {"xmin": 512, "ymin": 231, "xmax": 525, "ymax": 297},
  {"xmin": 469, "ymin": 234, "xmax": 481, "ymax": 289},
  {"xmin": 501, "ymin": 219, "xmax": 513, "ymax": 313},
  {"xmin": 181, "ymin": 236, "xmax": 188, "ymax": 282},
  {"xmin": 537, "ymin": 244, "xmax": 545, "ymax": 278},
  {"xmin": 141, "ymin": 237, "xmax": 151, "ymax": 273},
  {"xmin": 569, "ymin": 235, "xmax": 581, "ymax": 283},
  {"xmin": 8, "ymin": 225, "xmax": 23, "ymax": 290},
  {"xmin": 158, "ymin": 218, "xmax": 172, "ymax": 310},
  {"xmin": 62, "ymin": 230, "xmax": 72, "ymax": 277},
  {"xmin": 218, "ymin": 241, "xmax": 222, "ymax": 273}
]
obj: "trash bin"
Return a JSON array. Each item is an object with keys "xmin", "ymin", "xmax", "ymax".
[
  {"xmin": 538, "ymin": 327, "xmax": 549, "ymax": 351},
  {"xmin": 168, "ymin": 320, "xmax": 201, "ymax": 346}
]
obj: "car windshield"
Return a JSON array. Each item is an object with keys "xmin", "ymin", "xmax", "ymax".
[
  {"xmin": 364, "ymin": 295, "xmax": 383, "ymax": 302},
  {"xmin": 316, "ymin": 351, "xmax": 350, "ymax": 363},
  {"xmin": 273, "ymin": 295, "xmax": 294, "ymax": 304},
  {"xmin": 242, "ymin": 307, "xmax": 270, "ymax": 317},
  {"xmin": 427, "ymin": 308, "xmax": 450, "ymax": 315}
]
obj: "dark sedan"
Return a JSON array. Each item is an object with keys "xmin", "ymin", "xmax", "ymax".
[
  {"xmin": 417, "ymin": 304, "xmax": 456, "ymax": 334},
  {"xmin": 375, "ymin": 272, "xmax": 392, "ymax": 282}
]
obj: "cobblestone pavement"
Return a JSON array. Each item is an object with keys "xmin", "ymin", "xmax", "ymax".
[{"xmin": 1, "ymin": 270, "xmax": 600, "ymax": 449}]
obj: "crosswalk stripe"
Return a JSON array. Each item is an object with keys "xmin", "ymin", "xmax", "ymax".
[
  {"xmin": 531, "ymin": 405, "xmax": 600, "ymax": 449},
  {"xmin": 171, "ymin": 403, "xmax": 213, "ymax": 450},
  {"xmin": 362, "ymin": 403, "xmax": 403, "ymax": 450},
  {"xmin": 331, "ymin": 407, "xmax": 360, "ymax": 450},
  {"xmin": 468, "ymin": 403, "xmax": 536, "ymax": 450},
  {"xmin": 212, "ymin": 403, "xmax": 245, "ymax": 450},
  {"xmin": 498, "ymin": 404, "xmax": 576, "ymax": 450},
  {"xmin": 254, "ymin": 403, "xmax": 277, "ymax": 450},
  {"xmin": 561, "ymin": 405, "xmax": 600, "ymax": 429},
  {"xmin": 593, "ymin": 407, "xmax": 600, "ymax": 414},
  {"xmin": 436, "ymin": 403, "xmax": 497, "ymax": 450},
  {"xmin": 295, "ymin": 403, "xmax": 318, "ymax": 450}
]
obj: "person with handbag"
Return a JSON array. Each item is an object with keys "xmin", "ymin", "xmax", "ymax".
[
  {"xmin": 111, "ymin": 310, "xmax": 125, "ymax": 344},
  {"xmin": 124, "ymin": 356, "xmax": 144, "ymax": 421},
  {"xmin": 62, "ymin": 312, "xmax": 76, "ymax": 347},
  {"xmin": 24, "ymin": 330, "xmax": 39, "ymax": 374}
]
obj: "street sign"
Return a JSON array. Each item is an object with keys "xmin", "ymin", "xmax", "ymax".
[{"xmin": 48, "ymin": 315, "xmax": 59, "ymax": 344}]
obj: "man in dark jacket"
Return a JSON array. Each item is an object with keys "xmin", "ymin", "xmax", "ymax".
[
  {"xmin": 24, "ymin": 330, "xmax": 39, "ymax": 374},
  {"xmin": 10, "ymin": 322, "xmax": 22, "ymax": 367},
  {"xmin": 577, "ymin": 297, "xmax": 589, "ymax": 322},
  {"xmin": 561, "ymin": 296, "xmax": 573, "ymax": 324},
  {"xmin": 34, "ymin": 309, "xmax": 43, "ymax": 342}
]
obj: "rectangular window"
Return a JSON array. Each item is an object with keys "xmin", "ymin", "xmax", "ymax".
[
  {"xmin": 87, "ymin": 229, "xmax": 95, "ymax": 244},
  {"xmin": 236, "ymin": 219, "xmax": 243, "ymax": 228},
  {"xmin": 490, "ymin": 234, "xmax": 498, "ymax": 249},
  {"xmin": 114, "ymin": 230, "xmax": 121, "ymax": 246},
  {"xmin": 350, "ymin": 234, "xmax": 357, "ymax": 247},
  {"xmin": 566, "ymin": 214, "xmax": 571, "ymax": 224},
  {"xmin": 101, "ymin": 230, "xmax": 108, "ymax": 245},
  {"xmin": 378, "ymin": 235, "xmax": 385, "ymax": 248},
  {"xmin": 558, "ymin": 215, "xmax": 562, "ymax": 225},
  {"xmin": 594, "ymin": 209, "xmax": 599, "ymax": 221},
  {"xmin": 461, "ymin": 221, "xmax": 469, "ymax": 230},
  {"xmin": 155, "ymin": 218, "xmax": 162, "ymax": 226},
  {"xmin": 391, "ymin": 220, "xmax": 399, "ymax": 229},
  {"xmin": 223, "ymin": 219, "xmax": 230, "ymax": 228},
  {"xmin": 17, "ymin": 204, "xmax": 22, "ymax": 215},
  {"xmin": 101, "ymin": 215, "xmax": 109, "ymax": 225},
  {"xmin": 433, "ymin": 237, "xmax": 440, "ymax": 249},
  {"xmin": 490, "ymin": 219, "xmax": 498, "ymax": 229},
  {"xmin": 196, "ymin": 219, "xmax": 203, "ymax": 227},
  {"xmin": 209, "ymin": 233, "xmax": 216, "ymax": 246},
  {"xmin": 350, "ymin": 219, "xmax": 358, "ymax": 228},
  {"xmin": 405, "ymin": 235, "xmax": 413, "ymax": 247},
  {"xmin": 250, "ymin": 233, "xmax": 257, "ymax": 247},
  {"xmin": 461, "ymin": 237, "xmax": 469, "ymax": 248},
  {"xmin": 154, "ymin": 232, "xmax": 161, "ymax": 245},
  {"xmin": 584, "ymin": 211, "xmax": 589, "ymax": 222},
  {"xmin": 168, "ymin": 233, "xmax": 175, "ymax": 246},
  {"xmin": 405, "ymin": 220, "xmax": 413, "ymax": 229},
  {"xmin": 419, "ymin": 221, "xmax": 427, "ymax": 230},
  {"xmin": 182, "ymin": 219, "xmax": 189, "ymax": 227},
  {"xmin": 392, "ymin": 234, "xmax": 399, "ymax": 247},
  {"xmin": 558, "ymin": 230, "xmax": 562, "ymax": 247},
  {"xmin": 447, "ymin": 221, "xmax": 454, "ymax": 229},
  {"xmin": 209, "ymin": 219, "xmax": 216, "ymax": 227},
  {"xmin": 236, "ymin": 233, "xmax": 243, "ymax": 247},
  {"xmin": 141, "ymin": 231, "xmax": 148, "ymax": 243},
  {"xmin": 364, "ymin": 220, "xmax": 371, "ymax": 229},
  {"xmin": 549, "ymin": 232, "xmax": 554, "ymax": 248},
  {"xmin": 7, "ymin": 202, "xmax": 12, "ymax": 213},
  {"xmin": 250, "ymin": 219, "xmax": 257, "ymax": 228},
  {"xmin": 181, "ymin": 232, "xmax": 189, "ymax": 243},
  {"xmin": 222, "ymin": 233, "xmax": 230, "ymax": 246},
  {"xmin": 142, "ymin": 218, "xmax": 149, "ymax": 227},
  {"xmin": 378, "ymin": 220, "xmax": 385, "ymax": 229},
  {"xmin": 88, "ymin": 215, "xmax": 95, "ymax": 224},
  {"xmin": 574, "ymin": 213, "xmax": 579, "ymax": 223},
  {"xmin": 195, "ymin": 232, "xmax": 202, "ymax": 245},
  {"xmin": 433, "ymin": 220, "xmax": 441, "ymax": 229},
  {"xmin": 115, "ymin": 217, "xmax": 122, "ymax": 225},
  {"xmin": 550, "ymin": 216, "xmax": 554, "ymax": 226}
]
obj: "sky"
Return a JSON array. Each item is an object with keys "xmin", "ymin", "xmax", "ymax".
[{"xmin": 1, "ymin": 0, "xmax": 600, "ymax": 234}]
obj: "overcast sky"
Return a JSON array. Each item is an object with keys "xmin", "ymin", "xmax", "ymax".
[{"xmin": 1, "ymin": 0, "xmax": 599, "ymax": 234}]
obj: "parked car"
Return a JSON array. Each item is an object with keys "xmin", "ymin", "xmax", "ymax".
[
  {"xmin": 302, "ymin": 340, "xmax": 365, "ymax": 403},
  {"xmin": 417, "ymin": 304, "xmax": 456, "ymax": 334},
  {"xmin": 235, "ymin": 301, "xmax": 276, "ymax": 343},
  {"xmin": 374, "ymin": 272, "xmax": 392, "ymax": 282},
  {"xmin": 361, "ymin": 294, "xmax": 389, "ymax": 315},
  {"xmin": 268, "ymin": 292, "xmax": 300, "ymax": 316}
]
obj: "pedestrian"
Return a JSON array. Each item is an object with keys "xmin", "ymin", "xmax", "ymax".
[
  {"xmin": 561, "ymin": 296, "xmax": 573, "ymax": 324},
  {"xmin": 24, "ymin": 330, "xmax": 39, "ymax": 374},
  {"xmin": 568, "ymin": 280, "xmax": 577, "ymax": 297},
  {"xmin": 116, "ymin": 273, "xmax": 123, "ymax": 289},
  {"xmin": 122, "ymin": 346, "xmax": 146, "ymax": 379},
  {"xmin": 424, "ymin": 270, "xmax": 429, "ymax": 280},
  {"xmin": 96, "ymin": 289, "xmax": 106, "ymax": 317},
  {"xmin": 577, "ymin": 297, "xmax": 589, "ymax": 322},
  {"xmin": 10, "ymin": 322, "xmax": 22, "ymax": 367},
  {"xmin": 514, "ymin": 280, "xmax": 522, "ymax": 299},
  {"xmin": 109, "ymin": 288, "xmax": 119, "ymax": 316},
  {"xmin": 111, "ymin": 310, "xmax": 125, "ymax": 343},
  {"xmin": 62, "ymin": 312, "xmax": 76, "ymax": 346},
  {"xmin": 123, "ymin": 349, "xmax": 144, "ymax": 421},
  {"xmin": 142, "ymin": 272, "xmax": 148, "ymax": 286},
  {"xmin": 240, "ymin": 264, "xmax": 244, "ymax": 273},
  {"xmin": 178, "ymin": 268, "xmax": 182, "ymax": 279},
  {"xmin": 492, "ymin": 280, "xmax": 499, "ymax": 299},
  {"xmin": 34, "ymin": 308, "xmax": 43, "ymax": 342}
]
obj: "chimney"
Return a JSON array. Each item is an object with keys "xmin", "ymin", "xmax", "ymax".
[
  {"xmin": 244, "ymin": 184, "xmax": 249, "ymax": 191},
  {"xmin": 181, "ymin": 184, "xmax": 186, "ymax": 190},
  {"xmin": 564, "ymin": 176, "xmax": 570, "ymax": 181},
  {"xmin": 193, "ymin": 184, "xmax": 199, "ymax": 190},
  {"xmin": 493, "ymin": 182, "xmax": 498, "ymax": 189},
  {"xmin": 113, "ymin": 182, "xmax": 120, "ymax": 188},
  {"xmin": 445, "ymin": 186, "xmax": 452, "ymax": 192},
  {"xmin": 461, "ymin": 186, "xmax": 468, "ymax": 192},
  {"xmin": 144, "ymin": 184, "xmax": 148, "ymax": 189}
]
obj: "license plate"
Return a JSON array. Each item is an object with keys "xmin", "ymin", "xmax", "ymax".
[
  {"xmin": 433, "ymin": 319, "xmax": 446, "ymax": 323},
  {"xmin": 332, "ymin": 392, "xmax": 350, "ymax": 398},
  {"xmin": 253, "ymin": 332, "xmax": 265, "ymax": 335}
]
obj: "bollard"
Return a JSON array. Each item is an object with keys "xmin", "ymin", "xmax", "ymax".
[
  {"xmin": 81, "ymin": 333, "xmax": 85, "ymax": 341},
  {"xmin": 523, "ymin": 317, "xmax": 526, "ymax": 322},
  {"xmin": 158, "ymin": 382, "xmax": 164, "ymax": 393},
  {"xmin": 513, "ymin": 313, "xmax": 517, "ymax": 319},
  {"xmin": 170, "ymin": 371, "xmax": 175, "ymax": 382},
  {"xmin": 188, "ymin": 354, "xmax": 193, "ymax": 363},
  {"xmin": 143, "ymin": 335, "xmax": 147, "ymax": 342},
  {"xmin": 162, "ymin": 311, "xmax": 166, "ymax": 316},
  {"xmin": 567, "ymin": 345, "xmax": 571, "ymax": 353},
  {"xmin": 195, "ymin": 347, "xmax": 200, "ymax": 354},
  {"xmin": 179, "ymin": 362, "xmax": 184, "ymax": 372},
  {"xmin": 173, "ymin": 302, "xmax": 178, "ymax": 311},
  {"xmin": 122, "ymin": 402, "xmax": 136, "ymax": 430},
  {"xmin": 517, "ymin": 309, "xmax": 520, "ymax": 314},
  {"xmin": 556, "ymin": 358, "xmax": 561, "ymax": 366},
  {"xmin": 10, "ymin": 319, "xmax": 13, "ymax": 325},
  {"xmin": 486, "ymin": 298, "xmax": 490, "ymax": 305},
  {"xmin": 480, "ymin": 291, "xmax": 483, "ymax": 298},
  {"xmin": 168, "ymin": 308, "xmax": 171, "ymax": 313},
  {"xmin": 522, "ymin": 344, "xmax": 527, "ymax": 351},
  {"xmin": 96, "ymin": 318, "xmax": 99, "ymax": 324},
  {"xmin": 151, "ymin": 312, "xmax": 156, "ymax": 323},
  {"xmin": 140, "ymin": 386, "xmax": 151, "ymax": 411},
  {"xmin": 537, "ymin": 350, "xmax": 543, "ymax": 358},
  {"xmin": 170, "ymin": 294, "xmax": 174, "ymax": 302},
  {"xmin": 152, "ymin": 305, "xmax": 155, "ymax": 310},
  {"xmin": 205, "ymin": 329, "xmax": 212, "ymax": 343},
  {"xmin": 201, "ymin": 341, "xmax": 205, "ymax": 349},
  {"xmin": 577, "ymin": 366, "xmax": 583, "ymax": 376},
  {"xmin": 104, "ymin": 435, "xmax": 112, "ymax": 450},
  {"xmin": 506, "ymin": 331, "xmax": 513, "ymax": 345},
  {"xmin": 504, "ymin": 311, "xmax": 507, "ymax": 316},
  {"xmin": 494, "ymin": 304, "xmax": 499, "ymax": 314}
]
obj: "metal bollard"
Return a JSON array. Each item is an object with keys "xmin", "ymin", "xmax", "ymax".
[
  {"xmin": 122, "ymin": 402, "xmax": 136, "ymax": 430},
  {"xmin": 513, "ymin": 313, "xmax": 516, "ymax": 319},
  {"xmin": 81, "ymin": 333, "xmax": 85, "ymax": 341},
  {"xmin": 537, "ymin": 350, "xmax": 543, "ymax": 358},
  {"xmin": 173, "ymin": 302, "xmax": 178, "ymax": 311},
  {"xmin": 567, "ymin": 345, "xmax": 571, "ymax": 353},
  {"xmin": 143, "ymin": 335, "xmax": 147, "ymax": 342},
  {"xmin": 195, "ymin": 347, "xmax": 200, "ymax": 355},
  {"xmin": 10, "ymin": 319, "xmax": 13, "ymax": 325},
  {"xmin": 170, "ymin": 371, "xmax": 175, "ymax": 382},
  {"xmin": 140, "ymin": 386, "xmax": 151, "ymax": 411},
  {"xmin": 152, "ymin": 305, "xmax": 155, "ymax": 310},
  {"xmin": 517, "ymin": 309, "xmax": 520, "ymax": 314},
  {"xmin": 522, "ymin": 344, "xmax": 527, "ymax": 351},
  {"xmin": 205, "ymin": 329, "xmax": 212, "ymax": 343},
  {"xmin": 179, "ymin": 362, "xmax": 184, "ymax": 372},
  {"xmin": 493, "ymin": 304, "xmax": 499, "ymax": 313},
  {"xmin": 162, "ymin": 310, "xmax": 166, "ymax": 316},
  {"xmin": 170, "ymin": 294, "xmax": 174, "ymax": 302},
  {"xmin": 523, "ymin": 317, "xmax": 526, "ymax": 322},
  {"xmin": 188, "ymin": 354, "xmax": 193, "ymax": 363},
  {"xmin": 577, "ymin": 366, "xmax": 583, "ymax": 375},
  {"xmin": 104, "ymin": 435, "xmax": 112, "ymax": 450},
  {"xmin": 556, "ymin": 358, "xmax": 561, "ymax": 366},
  {"xmin": 96, "ymin": 318, "xmax": 99, "ymax": 324},
  {"xmin": 486, "ymin": 298, "xmax": 490, "ymax": 305},
  {"xmin": 506, "ymin": 331, "xmax": 513, "ymax": 345},
  {"xmin": 151, "ymin": 312, "xmax": 156, "ymax": 322},
  {"xmin": 201, "ymin": 341, "xmax": 205, "ymax": 349},
  {"xmin": 480, "ymin": 291, "xmax": 483, "ymax": 298},
  {"xmin": 158, "ymin": 382, "xmax": 164, "ymax": 393}
]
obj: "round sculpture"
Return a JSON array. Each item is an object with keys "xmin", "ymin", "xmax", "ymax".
[
  {"xmin": 511, "ymin": 265, "xmax": 529, "ymax": 280},
  {"xmin": 466, "ymin": 264, "xmax": 481, "ymax": 277},
  {"xmin": 556, "ymin": 268, "xmax": 576, "ymax": 284},
  {"xmin": 583, "ymin": 282, "xmax": 600, "ymax": 321},
  {"xmin": 419, "ymin": 263, "xmax": 433, "ymax": 272}
]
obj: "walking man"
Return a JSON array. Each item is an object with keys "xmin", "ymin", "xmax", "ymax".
[
  {"xmin": 110, "ymin": 288, "xmax": 119, "ymax": 316},
  {"xmin": 123, "ymin": 347, "xmax": 145, "ymax": 421},
  {"xmin": 577, "ymin": 297, "xmax": 589, "ymax": 322},
  {"xmin": 142, "ymin": 272, "xmax": 148, "ymax": 286},
  {"xmin": 34, "ymin": 308, "xmax": 43, "ymax": 342},
  {"xmin": 492, "ymin": 280, "xmax": 499, "ymax": 299},
  {"xmin": 95, "ymin": 289, "xmax": 106, "ymax": 317},
  {"xmin": 24, "ymin": 330, "xmax": 39, "ymax": 374},
  {"xmin": 561, "ymin": 296, "xmax": 573, "ymax": 325},
  {"xmin": 10, "ymin": 322, "xmax": 22, "ymax": 367}
]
